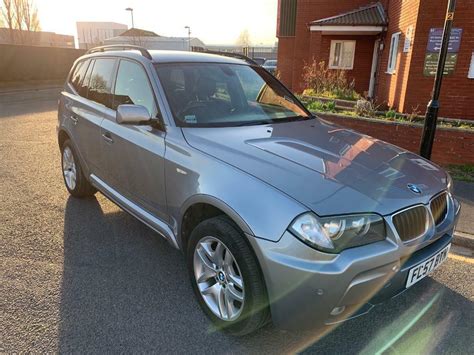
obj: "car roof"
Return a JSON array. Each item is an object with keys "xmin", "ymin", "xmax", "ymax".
[{"xmin": 82, "ymin": 49, "xmax": 249, "ymax": 65}]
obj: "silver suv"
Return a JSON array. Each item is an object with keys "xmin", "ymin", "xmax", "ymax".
[{"xmin": 58, "ymin": 45, "xmax": 460, "ymax": 335}]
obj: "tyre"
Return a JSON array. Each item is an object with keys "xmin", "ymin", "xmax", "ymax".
[
  {"xmin": 60, "ymin": 139, "xmax": 96, "ymax": 198},
  {"xmin": 187, "ymin": 216, "xmax": 270, "ymax": 336}
]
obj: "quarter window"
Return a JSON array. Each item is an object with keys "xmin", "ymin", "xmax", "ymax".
[
  {"xmin": 87, "ymin": 58, "xmax": 116, "ymax": 109},
  {"xmin": 387, "ymin": 32, "xmax": 401, "ymax": 74},
  {"xmin": 113, "ymin": 60, "xmax": 158, "ymax": 117},
  {"xmin": 70, "ymin": 59, "xmax": 90, "ymax": 95},
  {"xmin": 329, "ymin": 40, "xmax": 356, "ymax": 70}
]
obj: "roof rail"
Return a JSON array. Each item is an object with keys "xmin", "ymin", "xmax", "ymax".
[
  {"xmin": 86, "ymin": 44, "xmax": 152, "ymax": 60},
  {"xmin": 192, "ymin": 48, "xmax": 258, "ymax": 66}
]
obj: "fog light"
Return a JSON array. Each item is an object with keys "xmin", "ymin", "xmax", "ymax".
[{"xmin": 330, "ymin": 306, "xmax": 346, "ymax": 316}]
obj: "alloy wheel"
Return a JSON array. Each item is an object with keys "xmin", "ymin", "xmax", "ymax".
[
  {"xmin": 62, "ymin": 146, "xmax": 77, "ymax": 191},
  {"xmin": 193, "ymin": 236, "xmax": 245, "ymax": 321}
]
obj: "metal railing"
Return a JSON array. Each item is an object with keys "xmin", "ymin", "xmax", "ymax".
[{"xmin": 86, "ymin": 44, "xmax": 152, "ymax": 60}]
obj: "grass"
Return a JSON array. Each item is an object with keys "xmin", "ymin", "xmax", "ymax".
[
  {"xmin": 306, "ymin": 100, "xmax": 336, "ymax": 113},
  {"xmin": 303, "ymin": 88, "xmax": 360, "ymax": 101},
  {"xmin": 448, "ymin": 165, "xmax": 474, "ymax": 182}
]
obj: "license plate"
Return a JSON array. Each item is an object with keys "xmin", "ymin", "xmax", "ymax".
[{"xmin": 406, "ymin": 244, "xmax": 450, "ymax": 288}]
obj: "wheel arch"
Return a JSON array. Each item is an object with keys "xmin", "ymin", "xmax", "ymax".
[
  {"xmin": 178, "ymin": 194, "xmax": 254, "ymax": 251},
  {"xmin": 57, "ymin": 128, "xmax": 70, "ymax": 148},
  {"xmin": 57, "ymin": 127, "xmax": 91, "ymax": 179}
]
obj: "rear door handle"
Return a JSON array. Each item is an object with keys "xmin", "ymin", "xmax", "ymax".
[
  {"xmin": 70, "ymin": 115, "xmax": 78, "ymax": 125},
  {"xmin": 102, "ymin": 132, "xmax": 114, "ymax": 144}
]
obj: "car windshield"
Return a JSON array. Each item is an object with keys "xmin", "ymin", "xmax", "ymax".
[
  {"xmin": 264, "ymin": 60, "xmax": 277, "ymax": 66},
  {"xmin": 155, "ymin": 63, "xmax": 311, "ymax": 127}
]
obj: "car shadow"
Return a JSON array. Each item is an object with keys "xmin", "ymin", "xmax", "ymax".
[
  {"xmin": 59, "ymin": 196, "xmax": 474, "ymax": 353},
  {"xmin": 454, "ymin": 180, "xmax": 474, "ymax": 205}
]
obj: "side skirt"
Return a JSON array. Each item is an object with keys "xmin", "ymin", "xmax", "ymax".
[{"xmin": 90, "ymin": 174, "xmax": 179, "ymax": 249}]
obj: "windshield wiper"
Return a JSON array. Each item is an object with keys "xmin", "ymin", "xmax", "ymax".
[
  {"xmin": 234, "ymin": 120, "xmax": 275, "ymax": 127},
  {"xmin": 234, "ymin": 116, "xmax": 311, "ymax": 127}
]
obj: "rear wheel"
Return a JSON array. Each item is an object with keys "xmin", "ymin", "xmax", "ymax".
[
  {"xmin": 60, "ymin": 139, "xmax": 96, "ymax": 198},
  {"xmin": 187, "ymin": 216, "xmax": 270, "ymax": 335}
]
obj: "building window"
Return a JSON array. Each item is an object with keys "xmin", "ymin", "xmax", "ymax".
[
  {"xmin": 468, "ymin": 52, "xmax": 474, "ymax": 79},
  {"xmin": 329, "ymin": 40, "xmax": 356, "ymax": 70},
  {"xmin": 387, "ymin": 32, "xmax": 401, "ymax": 74},
  {"xmin": 279, "ymin": 0, "xmax": 297, "ymax": 37}
]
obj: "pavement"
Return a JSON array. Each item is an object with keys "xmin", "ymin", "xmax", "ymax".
[{"xmin": 0, "ymin": 90, "xmax": 473, "ymax": 353}]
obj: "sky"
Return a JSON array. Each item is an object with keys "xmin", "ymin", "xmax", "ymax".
[{"xmin": 34, "ymin": 0, "xmax": 279, "ymax": 46}]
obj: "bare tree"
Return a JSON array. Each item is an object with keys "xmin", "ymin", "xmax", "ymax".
[
  {"xmin": 19, "ymin": 0, "xmax": 40, "ymax": 32},
  {"xmin": 236, "ymin": 29, "xmax": 252, "ymax": 47},
  {"xmin": 1, "ymin": 0, "xmax": 15, "ymax": 42},
  {"xmin": 1, "ymin": 0, "xmax": 40, "ymax": 44}
]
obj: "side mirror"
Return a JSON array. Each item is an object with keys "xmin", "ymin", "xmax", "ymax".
[{"xmin": 116, "ymin": 104, "xmax": 151, "ymax": 125}]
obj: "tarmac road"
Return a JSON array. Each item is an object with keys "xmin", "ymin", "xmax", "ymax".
[{"xmin": 1, "ymin": 93, "xmax": 473, "ymax": 353}]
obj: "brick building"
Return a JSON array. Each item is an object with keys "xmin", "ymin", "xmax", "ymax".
[{"xmin": 277, "ymin": 0, "xmax": 474, "ymax": 120}]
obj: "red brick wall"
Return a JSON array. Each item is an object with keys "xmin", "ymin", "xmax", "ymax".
[
  {"xmin": 318, "ymin": 35, "xmax": 376, "ymax": 94},
  {"xmin": 318, "ymin": 113, "xmax": 474, "ymax": 165},
  {"xmin": 277, "ymin": 0, "xmax": 389, "ymax": 90},
  {"xmin": 402, "ymin": 0, "xmax": 474, "ymax": 120},
  {"xmin": 376, "ymin": 0, "xmax": 420, "ymax": 113},
  {"xmin": 277, "ymin": 0, "xmax": 474, "ymax": 120}
]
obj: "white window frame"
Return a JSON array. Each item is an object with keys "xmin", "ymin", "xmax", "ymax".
[
  {"xmin": 387, "ymin": 32, "xmax": 401, "ymax": 74},
  {"xmin": 468, "ymin": 52, "xmax": 474, "ymax": 79},
  {"xmin": 329, "ymin": 40, "xmax": 356, "ymax": 70}
]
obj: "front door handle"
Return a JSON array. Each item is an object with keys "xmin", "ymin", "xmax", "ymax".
[
  {"xmin": 102, "ymin": 132, "xmax": 114, "ymax": 144},
  {"xmin": 70, "ymin": 115, "xmax": 78, "ymax": 125}
]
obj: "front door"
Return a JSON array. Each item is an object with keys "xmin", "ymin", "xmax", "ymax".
[
  {"xmin": 368, "ymin": 39, "xmax": 380, "ymax": 98},
  {"xmin": 100, "ymin": 59, "xmax": 168, "ymax": 222}
]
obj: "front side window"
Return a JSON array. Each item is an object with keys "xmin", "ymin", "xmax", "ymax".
[
  {"xmin": 387, "ymin": 32, "xmax": 401, "ymax": 74},
  {"xmin": 329, "ymin": 40, "xmax": 356, "ymax": 70},
  {"xmin": 113, "ymin": 60, "xmax": 158, "ymax": 117},
  {"xmin": 87, "ymin": 58, "xmax": 116, "ymax": 109},
  {"xmin": 155, "ymin": 63, "xmax": 311, "ymax": 127}
]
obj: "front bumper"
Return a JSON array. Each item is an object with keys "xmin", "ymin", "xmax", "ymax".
[{"xmin": 248, "ymin": 195, "xmax": 461, "ymax": 330}]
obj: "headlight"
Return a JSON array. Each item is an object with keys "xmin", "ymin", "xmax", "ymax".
[
  {"xmin": 289, "ymin": 213, "xmax": 386, "ymax": 253},
  {"xmin": 446, "ymin": 172, "xmax": 454, "ymax": 194}
]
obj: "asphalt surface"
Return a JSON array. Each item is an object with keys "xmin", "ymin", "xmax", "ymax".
[{"xmin": 1, "ymin": 92, "xmax": 473, "ymax": 353}]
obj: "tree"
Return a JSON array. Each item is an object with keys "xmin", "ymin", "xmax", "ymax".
[
  {"xmin": 236, "ymin": 29, "xmax": 252, "ymax": 47},
  {"xmin": 1, "ymin": 0, "xmax": 40, "ymax": 44},
  {"xmin": 1, "ymin": 0, "xmax": 15, "ymax": 42}
]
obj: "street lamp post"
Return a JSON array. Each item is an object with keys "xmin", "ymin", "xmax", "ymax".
[
  {"xmin": 184, "ymin": 26, "xmax": 191, "ymax": 51},
  {"xmin": 125, "ymin": 7, "xmax": 134, "ymax": 29},
  {"xmin": 419, "ymin": 0, "xmax": 457, "ymax": 159}
]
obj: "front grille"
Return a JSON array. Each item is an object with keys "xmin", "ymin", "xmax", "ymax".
[
  {"xmin": 431, "ymin": 192, "xmax": 448, "ymax": 226},
  {"xmin": 393, "ymin": 206, "xmax": 428, "ymax": 242}
]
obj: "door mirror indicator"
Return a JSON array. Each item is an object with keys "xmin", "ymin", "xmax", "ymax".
[{"xmin": 116, "ymin": 104, "xmax": 152, "ymax": 125}]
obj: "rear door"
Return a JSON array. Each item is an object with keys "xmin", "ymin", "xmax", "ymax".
[
  {"xmin": 66, "ymin": 58, "xmax": 117, "ymax": 176},
  {"xmin": 100, "ymin": 59, "xmax": 168, "ymax": 222}
]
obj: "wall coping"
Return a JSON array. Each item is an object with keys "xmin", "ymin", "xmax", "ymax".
[{"xmin": 314, "ymin": 111, "xmax": 474, "ymax": 135}]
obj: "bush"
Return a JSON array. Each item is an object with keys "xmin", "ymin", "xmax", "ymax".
[
  {"xmin": 355, "ymin": 99, "xmax": 379, "ymax": 118},
  {"xmin": 385, "ymin": 109, "xmax": 398, "ymax": 120},
  {"xmin": 302, "ymin": 60, "xmax": 360, "ymax": 101}
]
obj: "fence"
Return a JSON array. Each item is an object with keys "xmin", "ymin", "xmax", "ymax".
[
  {"xmin": 0, "ymin": 44, "xmax": 85, "ymax": 82},
  {"xmin": 205, "ymin": 45, "xmax": 278, "ymax": 60}
]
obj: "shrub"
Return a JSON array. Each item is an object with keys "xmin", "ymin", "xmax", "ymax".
[
  {"xmin": 385, "ymin": 109, "xmax": 398, "ymax": 120},
  {"xmin": 302, "ymin": 60, "xmax": 360, "ymax": 101},
  {"xmin": 354, "ymin": 99, "xmax": 379, "ymax": 118}
]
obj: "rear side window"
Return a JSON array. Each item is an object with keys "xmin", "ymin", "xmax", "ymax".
[
  {"xmin": 87, "ymin": 58, "xmax": 116, "ymax": 109},
  {"xmin": 113, "ymin": 60, "xmax": 158, "ymax": 117},
  {"xmin": 70, "ymin": 59, "xmax": 90, "ymax": 95}
]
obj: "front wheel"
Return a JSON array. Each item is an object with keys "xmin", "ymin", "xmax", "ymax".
[{"xmin": 187, "ymin": 216, "xmax": 270, "ymax": 336}]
